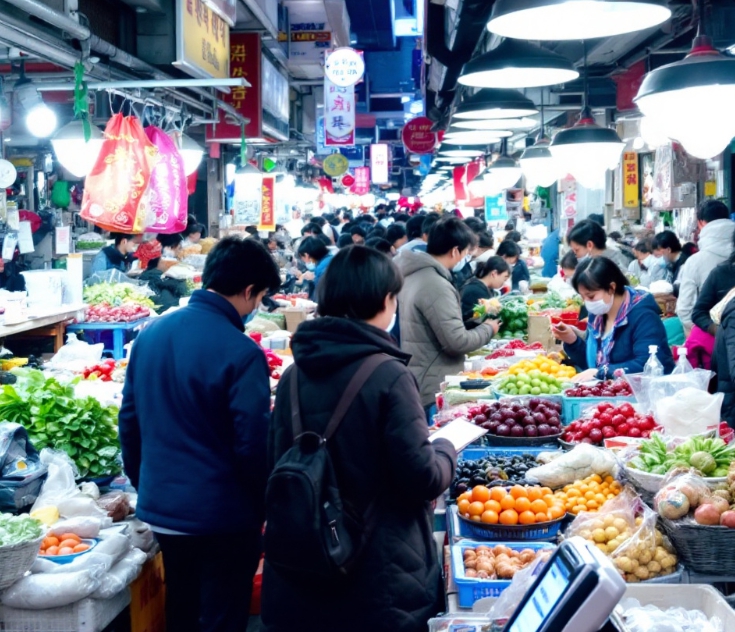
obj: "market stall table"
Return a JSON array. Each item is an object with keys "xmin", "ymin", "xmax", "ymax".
[
  {"xmin": 65, "ymin": 318, "xmax": 153, "ymax": 360},
  {"xmin": 0, "ymin": 304, "xmax": 86, "ymax": 352}
]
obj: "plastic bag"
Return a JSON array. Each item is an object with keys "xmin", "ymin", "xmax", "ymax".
[
  {"xmin": 93, "ymin": 532, "xmax": 131, "ymax": 565},
  {"xmin": 486, "ymin": 553, "xmax": 552, "ymax": 625},
  {"xmin": 619, "ymin": 599, "xmax": 724, "ymax": 632},
  {"xmin": 81, "ymin": 113, "xmax": 157, "ymax": 233},
  {"xmin": 654, "ymin": 469, "xmax": 711, "ymax": 520},
  {"xmin": 46, "ymin": 334, "xmax": 103, "ymax": 372},
  {"xmin": 143, "ymin": 126, "xmax": 188, "ymax": 234},
  {"xmin": 1, "ymin": 567, "xmax": 104, "ymax": 609},
  {"xmin": 96, "ymin": 491, "xmax": 131, "ymax": 522},
  {"xmin": 48, "ymin": 515, "xmax": 111, "ymax": 539},
  {"xmin": 655, "ymin": 387, "xmax": 723, "ymax": 437},
  {"xmin": 91, "ymin": 548, "xmax": 147, "ymax": 599},
  {"xmin": 526, "ymin": 443, "xmax": 619, "ymax": 489},
  {"xmin": 0, "ymin": 422, "xmax": 47, "ymax": 511},
  {"xmin": 127, "ymin": 518, "xmax": 155, "ymax": 552},
  {"xmin": 32, "ymin": 551, "xmax": 116, "ymax": 575}
]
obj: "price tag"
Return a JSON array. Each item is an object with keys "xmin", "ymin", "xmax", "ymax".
[
  {"xmin": 17, "ymin": 221, "xmax": 34, "ymax": 254},
  {"xmin": 2, "ymin": 234, "xmax": 17, "ymax": 261}
]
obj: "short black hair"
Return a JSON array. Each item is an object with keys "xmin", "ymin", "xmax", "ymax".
[
  {"xmin": 317, "ymin": 245, "xmax": 402, "ymax": 320},
  {"xmin": 653, "ymin": 230, "xmax": 682, "ymax": 253},
  {"xmin": 697, "ymin": 199, "xmax": 730, "ymax": 223},
  {"xmin": 316, "ymin": 233, "xmax": 332, "ymax": 248},
  {"xmin": 504, "ymin": 230, "xmax": 522, "ymax": 243},
  {"xmin": 184, "ymin": 223, "xmax": 204, "ymax": 237},
  {"xmin": 560, "ymin": 251, "xmax": 578, "ymax": 271},
  {"xmin": 111, "ymin": 233, "xmax": 135, "ymax": 246},
  {"xmin": 634, "ymin": 240, "xmax": 652, "ymax": 255},
  {"xmin": 426, "ymin": 216, "xmax": 478, "ymax": 256},
  {"xmin": 386, "ymin": 223, "xmax": 406, "ymax": 245},
  {"xmin": 298, "ymin": 236, "xmax": 330, "ymax": 262},
  {"xmin": 406, "ymin": 215, "xmax": 425, "ymax": 240},
  {"xmin": 301, "ymin": 222, "xmax": 323, "ymax": 236},
  {"xmin": 244, "ymin": 225, "xmax": 258, "ymax": 236},
  {"xmin": 365, "ymin": 237, "xmax": 393, "ymax": 255},
  {"xmin": 337, "ymin": 233, "xmax": 354, "ymax": 248},
  {"xmin": 327, "ymin": 214, "xmax": 341, "ymax": 227},
  {"xmin": 368, "ymin": 225, "xmax": 387, "ymax": 239},
  {"xmin": 587, "ymin": 213, "xmax": 605, "ymax": 226},
  {"xmin": 478, "ymin": 231, "xmax": 494, "ymax": 250},
  {"xmin": 358, "ymin": 215, "xmax": 376, "ymax": 225},
  {"xmin": 312, "ymin": 216, "xmax": 327, "ymax": 227},
  {"xmin": 496, "ymin": 240, "xmax": 521, "ymax": 259},
  {"xmin": 572, "ymin": 257, "xmax": 628, "ymax": 296},
  {"xmin": 475, "ymin": 255, "xmax": 510, "ymax": 279},
  {"xmin": 609, "ymin": 231, "xmax": 623, "ymax": 241},
  {"xmin": 464, "ymin": 217, "xmax": 487, "ymax": 234},
  {"xmin": 350, "ymin": 225, "xmax": 367, "ymax": 239},
  {"xmin": 158, "ymin": 233, "xmax": 184, "ymax": 249},
  {"xmin": 202, "ymin": 236, "xmax": 281, "ymax": 297},
  {"xmin": 568, "ymin": 219, "xmax": 607, "ymax": 250},
  {"xmin": 394, "ymin": 213, "xmax": 410, "ymax": 223},
  {"xmin": 422, "ymin": 213, "xmax": 441, "ymax": 237}
]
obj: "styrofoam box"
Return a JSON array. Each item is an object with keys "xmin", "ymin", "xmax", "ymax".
[{"xmin": 621, "ymin": 584, "xmax": 735, "ymax": 626}]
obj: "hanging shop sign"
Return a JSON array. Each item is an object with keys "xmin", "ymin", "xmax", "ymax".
[
  {"xmin": 206, "ymin": 33, "xmax": 261, "ymax": 142},
  {"xmin": 485, "ymin": 194, "xmax": 508, "ymax": 222},
  {"xmin": 560, "ymin": 176, "xmax": 578, "ymax": 218},
  {"xmin": 324, "ymin": 48, "xmax": 365, "ymax": 87},
  {"xmin": 370, "ymin": 145, "xmax": 389, "ymax": 184},
  {"xmin": 341, "ymin": 173, "xmax": 355, "ymax": 187},
  {"xmin": 354, "ymin": 166, "xmax": 371, "ymax": 194},
  {"xmin": 290, "ymin": 21, "xmax": 331, "ymax": 62},
  {"xmin": 402, "ymin": 117, "xmax": 438, "ymax": 154},
  {"xmin": 175, "ymin": 0, "xmax": 230, "ymax": 80},
  {"xmin": 622, "ymin": 152, "xmax": 640, "ymax": 208},
  {"xmin": 323, "ymin": 153, "xmax": 349, "ymax": 177},
  {"xmin": 325, "ymin": 79, "xmax": 355, "ymax": 147},
  {"xmin": 232, "ymin": 173, "xmax": 262, "ymax": 225},
  {"xmin": 339, "ymin": 146, "xmax": 365, "ymax": 168},
  {"xmin": 259, "ymin": 176, "xmax": 276, "ymax": 231},
  {"xmin": 203, "ymin": 0, "xmax": 237, "ymax": 26},
  {"xmin": 261, "ymin": 54, "xmax": 290, "ymax": 141}
]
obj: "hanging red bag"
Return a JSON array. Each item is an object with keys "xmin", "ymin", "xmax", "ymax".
[
  {"xmin": 81, "ymin": 113, "xmax": 158, "ymax": 233},
  {"xmin": 143, "ymin": 126, "xmax": 188, "ymax": 234}
]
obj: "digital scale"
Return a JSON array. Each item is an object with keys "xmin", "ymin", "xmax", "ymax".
[{"xmin": 502, "ymin": 536, "xmax": 626, "ymax": 632}]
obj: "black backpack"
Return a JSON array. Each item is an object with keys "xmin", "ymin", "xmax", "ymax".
[{"xmin": 264, "ymin": 354, "xmax": 391, "ymax": 581}]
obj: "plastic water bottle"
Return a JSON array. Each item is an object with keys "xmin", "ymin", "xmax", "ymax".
[
  {"xmin": 643, "ymin": 345, "xmax": 664, "ymax": 377},
  {"xmin": 672, "ymin": 346, "xmax": 693, "ymax": 375}
]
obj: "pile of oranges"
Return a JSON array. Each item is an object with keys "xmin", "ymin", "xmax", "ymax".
[
  {"xmin": 553, "ymin": 474, "xmax": 623, "ymax": 515},
  {"xmin": 457, "ymin": 484, "xmax": 566, "ymax": 526},
  {"xmin": 507, "ymin": 355, "xmax": 577, "ymax": 380}
]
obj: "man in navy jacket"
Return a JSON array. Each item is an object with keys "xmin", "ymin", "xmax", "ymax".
[{"xmin": 119, "ymin": 236, "xmax": 281, "ymax": 632}]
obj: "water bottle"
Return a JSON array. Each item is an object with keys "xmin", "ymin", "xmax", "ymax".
[
  {"xmin": 643, "ymin": 345, "xmax": 664, "ymax": 377},
  {"xmin": 672, "ymin": 346, "xmax": 693, "ymax": 375}
]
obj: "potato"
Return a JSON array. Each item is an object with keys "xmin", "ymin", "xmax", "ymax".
[
  {"xmin": 634, "ymin": 566, "xmax": 650, "ymax": 580},
  {"xmin": 496, "ymin": 564, "xmax": 514, "ymax": 579},
  {"xmin": 654, "ymin": 548, "xmax": 668, "ymax": 563},
  {"xmin": 604, "ymin": 527, "xmax": 620, "ymax": 541},
  {"xmin": 626, "ymin": 575, "xmax": 639, "ymax": 583},
  {"xmin": 638, "ymin": 550, "xmax": 652, "ymax": 565},
  {"xmin": 463, "ymin": 549, "xmax": 477, "ymax": 558},
  {"xmin": 590, "ymin": 519, "xmax": 606, "ymax": 531},
  {"xmin": 476, "ymin": 570, "xmax": 490, "ymax": 579},
  {"xmin": 465, "ymin": 569, "xmax": 478, "ymax": 578},
  {"xmin": 615, "ymin": 556, "xmax": 633, "ymax": 573},
  {"xmin": 596, "ymin": 543, "xmax": 608, "ymax": 553},
  {"xmin": 607, "ymin": 541, "xmax": 621, "ymax": 554},
  {"xmin": 519, "ymin": 551, "xmax": 536, "ymax": 564},
  {"xmin": 647, "ymin": 561, "xmax": 661, "ymax": 573},
  {"xmin": 464, "ymin": 559, "xmax": 477, "ymax": 569},
  {"xmin": 592, "ymin": 528, "xmax": 607, "ymax": 543},
  {"xmin": 613, "ymin": 518, "xmax": 629, "ymax": 533},
  {"xmin": 661, "ymin": 555, "xmax": 676, "ymax": 569}
]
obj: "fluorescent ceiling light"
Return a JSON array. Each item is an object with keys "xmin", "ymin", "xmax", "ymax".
[
  {"xmin": 438, "ymin": 146, "xmax": 484, "ymax": 158},
  {"xmin": 451, "ymin": 117, "xmax": 537, "ymax": 131},
  {"xmin": 454, "ymin": 88, "xmax": 538, "ymax": 120},
  {"xmin": 442, "ymin": 131, "xmax": 507, "ymax": 145}
]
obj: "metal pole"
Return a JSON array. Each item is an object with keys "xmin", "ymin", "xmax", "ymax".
[
  {"xmin": 0, "ymin": 0, "xmax": 90, "ymax": 40},
  {"xmin": 37, "ymin": 78, "xmax": 251, "ymax": 91}
]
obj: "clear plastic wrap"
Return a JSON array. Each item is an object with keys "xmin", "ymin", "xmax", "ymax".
[
  {"xmin": 93, "ymin": 532, "xmax": 131, "ymax": 565},
  {"xmin": 654, "ymin": 469, "xmax": 711, "ymax": 520},
  {"xmin": 91, "ymin": 548, "xmax": 147, "ymax": 599},
  {"xmin": 486, "ymin": 554, "xmax": 552, "ymax": 625},
  {"xmin": 525, "ymin": 443, "xmax": 619, "ymax": 489},
  {"xmin": 48, "ymin": 516, "xmax": 112, "ymax": 540},
  {"xmin": 619, "ymin": 599, "xmax": 724, "ymax": 632},
  {"xmin": 1, "ymin": 567, "xmax": 104, "ymax": 609}
]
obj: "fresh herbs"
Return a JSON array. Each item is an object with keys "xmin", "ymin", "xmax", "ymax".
[
  {"xmin": 630, "ymin": 433, "xmax": 735, "ymax": 478},
  {"xmin": 83, "ymin": 282, "xmax": 155, "ymax": 309}
]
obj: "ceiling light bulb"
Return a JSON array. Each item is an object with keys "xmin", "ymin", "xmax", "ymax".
[
  {"xmin": 484, "ymin": 155, "xmax": 522, "ymax": 194},
  {"xmin": 451, "ymin": 117, "xmax": 536, "ymax": 131},
  {"xmin": 169, "ymin": 131, "xmax": 204, "ymax": 176},
  {"xmin": 51, "ymin": 119, "xmax": 104, "ymax": 178},
  {"xmin": 454, "ymin": 88, "xmax": 538, "ymax": 120},
  {"xmin": 235, "ymin": 160, "xmax": 263, "ymax": 193},
  {"xmin": 487, "ymin": 0, "xmax": 672, "ymax": 41},
  {"xmin": 442, "ymin": 130, "xmax": 508, "ymax": 145},
  {"xmin": 520, "ymin": 140, "xmax": 559, "ymax": 188},
  {"xmin": 25, "ymin": 103, "xmax": 57, "ymax": 138},
  {"xmin": 639, "ymin": 116, "xmax": 670, "ymax": 149},
  {"xmin": 468, "ymin": 176, "xmax": 487, "ymax": 198}
]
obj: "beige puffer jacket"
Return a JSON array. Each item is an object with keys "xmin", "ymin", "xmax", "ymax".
[{"xmin": 396, "ymin": 250, "xmax": 494, "ymax": 407}]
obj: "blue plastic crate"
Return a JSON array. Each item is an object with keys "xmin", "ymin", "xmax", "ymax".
[
  {"xmin": 460, "ymin": 446, "xmax": 559, "ymax": 460},
  {"xmin": 451, "ymin": 539, "xmax": 557, "ymax": 608},
  {"xmin": 446, "ymin": 505, "xmax": 564, "ymax": 542},
  {"xmin": 561, "ymin": 395, "xmax": 636, "ymax": 424}
]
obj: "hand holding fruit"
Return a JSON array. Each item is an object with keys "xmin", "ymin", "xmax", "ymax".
[
  {"xmin": 486, "ymin": 319, "xmax": 501, "ymax": 335},
  {"xmin": 552, "ymin": 322, "xmax": 577, "ymax": 345}
]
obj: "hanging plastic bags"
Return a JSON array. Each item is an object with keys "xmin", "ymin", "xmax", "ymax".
[
  {"xmin": 143, "ymin": 126, "xmax": 188, "ymax": 234},
  {"xmin": 80, "ymin": 113, "xmax": 158, "ymax": 233}
]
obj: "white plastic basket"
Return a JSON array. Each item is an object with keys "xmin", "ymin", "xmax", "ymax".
[{"xmin": 0, "ymin": 588, "xmax": 130, "ymax": 632}]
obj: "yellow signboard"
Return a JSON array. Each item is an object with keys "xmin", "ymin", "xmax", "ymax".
[
  {"xmin": 175, "ymin": 0, "xmax": 230, "ymax": 79},
  {"xmin": 622, "ymin": 151, "xmax": 640, "ymax": 208}
]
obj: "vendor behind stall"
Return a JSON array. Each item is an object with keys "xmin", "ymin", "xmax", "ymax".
[
  {"xmin": 137, "ymin": 235, "xmax": 189, "ymax": 312},
  {"xmin": 90, "ymin": 233, "xmax": 141, "ymax": 275},
  {"xmin": 552, "ymin": 257, "xmax": 674, "ymax": 380},
  {"xmin": 460, "ymin": 256, "xmax": 510, "ymax": 328}
]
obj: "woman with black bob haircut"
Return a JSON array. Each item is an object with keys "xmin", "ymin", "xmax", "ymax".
[
  {"xmin": 460, "ymin": 256, "xmax": 510, "ymax": 327},
  {"xmin": 552, "ymin": 257, "xmax": 674, "ymax": 380},
  {"xmin": 262, "ymin": 245, "xmax": 456, "ymax": 632},
  {"xmin": 297, "ymin": 236, "xmax": 334, "ymax": 300}
]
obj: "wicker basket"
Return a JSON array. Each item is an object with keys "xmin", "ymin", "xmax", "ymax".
[
  {"xmin": 624, "ymin": 465, "xmax": 726, "ymax": 494},
  {"xmin": 0, "ymin": 534, "xmax": 44, "ymax": 590},
  {"xmin": 659, "ymin": 517, "xmax": 735, "ymax": 576}
]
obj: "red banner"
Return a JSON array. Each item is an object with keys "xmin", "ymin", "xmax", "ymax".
[
  {"xmin": 206, "ymin": 32, "xmax": 261, "ymax": 143},
  {"xmin": 402, "ymin": 117, "xmax": 438, "ymax": 154},
  {"xmin": 353, "ymin": 166, "xmax": 370, "ymax": 194},
  {"xmin": 259, "ymin": 175, "xmax": 276, "ymax": 230}
]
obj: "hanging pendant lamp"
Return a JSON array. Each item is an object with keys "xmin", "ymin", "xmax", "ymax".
[
  {"xmin": 487, "ymin": 0, "xmax": 671, "ymax": 41},
  {"xmin": 438, "ymin": 146, "xmax": 486, "ymax": 158},
  {"xmin": 520, "ymin": 98, "xmax": 560, "ymax": 188},
  {"xmin": 452, "ymin": 117, "xmax": 536, "ymax": 131},
  {"xmin": 550, "ymin": 46, "xmax": 624, "ymax": 189},
  {"xmin": 454, "ymin": 88, "xmax": 538, "ymax": 120},
  {"xmin": 634, "ymin": 5, "xmax": 735, "ymax": 160},
  {"xmin": 483, "ymin": 141, "xmax": 523, "ymax": 195},
  {"xmin": 459, "ymin": 39, "xmax": 579, "ymax": 89}
]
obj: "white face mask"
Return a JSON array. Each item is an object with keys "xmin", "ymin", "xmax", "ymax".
[
  {"xmin": 585, "ymin": 295, "xmax": 613, "ymax": 316},
  {"xmin": 385, "ymin": 313, "xmax": 397, "ymax": 333},
  {"xmin": 452, "ymin": 253, "xmax": 469, "ymax": 273}
]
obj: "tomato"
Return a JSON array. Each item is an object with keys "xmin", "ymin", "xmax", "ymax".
[
  {"xmin": 617, "ymin": 422, "xmax": 630, "ymax": 435},
  {"xmin": 599, "ymin": 413, "xmax": 613, "ymax": 425},
  {"xmin": 602, "ymin": 426, "xmax": 616, "ymax": 439},
  {"xmin": 619, "ymin": 403, "xmax": 636, "ymax": 418},
  {"xmin": 628, "ymin": 427, "xmax": 642, "ymax": 438}
]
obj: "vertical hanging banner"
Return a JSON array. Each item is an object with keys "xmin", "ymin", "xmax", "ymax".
[
  {"xmin": 259, "ymin": 176, "xmax": 276, "ymax": 231},
  {"xmin": 353, "ymin": 166, "xmax": 371, "ymax": 194},
  {"xmin": 370, "ymin": 144, "xmax": 389, "ymax": 184},
  {"xmin": 622, "ymin": 151, "xmax": 640, "ymax": 208},
  {"xmin": 325, "ymin": 79, "xmax": 355, "ymax": 147}
]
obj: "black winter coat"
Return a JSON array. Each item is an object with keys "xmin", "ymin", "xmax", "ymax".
[
  {"xmin": 461, "ymin": 277, "xmax": 492, "ymax": 328},
  {"xmin": 261, "ymin": 317, "xmax": 456, "ymax": 632},
  {"xmin": 715, "ymin": 299, "xmax": 735, "ymax": 427},
  {"xmin": 692, "ymin": 262, "xmax": 735, "ymax": 334}
]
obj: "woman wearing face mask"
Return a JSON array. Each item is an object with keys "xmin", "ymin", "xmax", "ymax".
[
  {"xmin": 461, "ymin": 256, "xmax": 511, "ymax": 328},
  {"xmin": 567, "ymin": 220, "xmax": 629, "ymax": 273},
  {"xmin": 262, "ymin": 245, "xmax": 456, "ymax": 632},
  {"xmin": 552, "ymin": 257, "xmax": 674, "ymax": 381},
  {"xmin": 628, "ymin": 239, "xmax": 668, "ymax": 287},
  {"xmin": 297, "ymin": 236, "xmax": 334, "ymax": 300},
  {"xmin": 496, "ymin": 241, "xmax": 529, "ymax": 292}
]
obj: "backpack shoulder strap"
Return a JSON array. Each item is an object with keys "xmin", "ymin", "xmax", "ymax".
[
  {"xmin": 323, "ymin": 354, "xmax": 393, "ymax": 441},
  {"xmin": 289, "ymin": 365, "xmax": 303, "ymax": 439}
]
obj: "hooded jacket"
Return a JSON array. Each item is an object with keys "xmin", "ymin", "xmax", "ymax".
[
  {"xmin": 261, "ymin": 318, "xmax": 456, "ymax": 632},
  {"xmin": 715, "ymin": 299, "xmax": 735, "ymax": 426},
  {"xmin": 677, "ymin": 219, "xmax": 735, "ymax": 330},
  {"xmin": 395, "ymin": 250, "xmax": 494, "ymax": 407},
  {"xmin": 565, "ymin": 289, "xmax": 675, "ymax": 378}
]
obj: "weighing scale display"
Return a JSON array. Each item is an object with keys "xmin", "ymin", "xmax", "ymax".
[{"xmin": 507, "ymin": 558, "xmax": 572, "ymax": 632}]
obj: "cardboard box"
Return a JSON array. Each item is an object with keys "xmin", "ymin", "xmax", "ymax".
[
  {"xmin": 282, "ymin": 308, "xmax": 307, "ymax": 333},
  {"xmin": 527, "ymin": 314, "xmax": 556, "ymax": 350},
  {"xmin": 130, "ymin": 552, "xmax": 166, "ymax": 632}
]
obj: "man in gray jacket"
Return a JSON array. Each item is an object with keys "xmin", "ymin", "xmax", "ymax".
[
  {"xmin": 396, "ymin": 216, "xmax": 499, "ymax": 418},
  {"xmin": 677, "ymin": 200, "xmax": 735, "ymax": 334}
]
